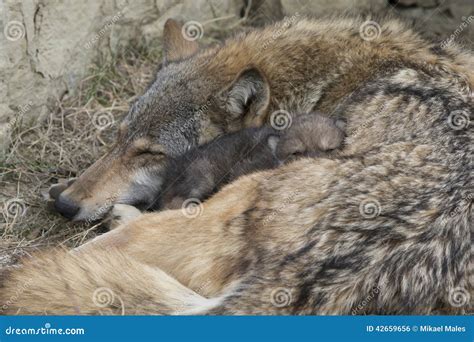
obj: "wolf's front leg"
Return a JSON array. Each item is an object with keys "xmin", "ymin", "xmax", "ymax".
[{"xmin": 74, "ymin": 174, "xmax": 262, "ymax": 297}]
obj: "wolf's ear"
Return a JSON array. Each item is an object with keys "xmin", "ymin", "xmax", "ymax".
[
  {"xmin": 163, "ymin": 19, "xmax": 199, "ymax": 64},
  {"xmin": 223, "ymin": 67, "xmax": 270, "ymax": 125}
]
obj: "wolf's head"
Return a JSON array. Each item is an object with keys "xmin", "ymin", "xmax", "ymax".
[{"xmin": 53, "ymin": 19, "xmax": 271, "ymax": 220}]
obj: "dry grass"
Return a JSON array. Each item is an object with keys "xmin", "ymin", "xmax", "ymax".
[{"xmin": 0, "ymin": 43, "xmax": 163, "ymax": 267}]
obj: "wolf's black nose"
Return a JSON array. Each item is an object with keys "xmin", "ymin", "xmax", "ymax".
[{"xmin": 54, "ymin": 194, "xmax": 80, "ymax": 219}]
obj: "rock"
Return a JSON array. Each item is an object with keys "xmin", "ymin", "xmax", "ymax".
[{"xmin": 281, "ymin": 0, "xmax": 387, "ymax": 16}]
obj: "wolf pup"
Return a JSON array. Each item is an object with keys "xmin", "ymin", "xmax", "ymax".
[
  {"xmin": 155, "ymin": 112, "xmax": 345, "ymax": 210},
  {"xmin": 157, "ymin": 126, "xmax": 281, "ymax": 210}
]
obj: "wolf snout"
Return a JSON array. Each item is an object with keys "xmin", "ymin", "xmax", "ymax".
[{"xmin": 54, "ymin": 193, "xmax": 81, "ymax": 219}]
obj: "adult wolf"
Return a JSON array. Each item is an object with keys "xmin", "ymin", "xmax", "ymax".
[{"xmin": 1, "ymin": 16, "xmax": 472, "ymax": 315}]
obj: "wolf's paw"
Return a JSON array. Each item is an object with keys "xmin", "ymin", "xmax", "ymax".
[{"xmin": 106, "ymin": 204, "xmax": 142, "ymax": 230}]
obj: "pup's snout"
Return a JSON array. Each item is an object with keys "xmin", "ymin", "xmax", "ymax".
[{"xmin": 54, "ymin": 193, "xmax": 80, "ymax": 219}]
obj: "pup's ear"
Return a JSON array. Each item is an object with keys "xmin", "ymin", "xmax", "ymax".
[
  {"xmin": 163, "ymin": 19, "xmax": 199, "ymax": 64},
  {"xmin": 222, "ymin": 67, "xmax": 270, "ymax": 126}
]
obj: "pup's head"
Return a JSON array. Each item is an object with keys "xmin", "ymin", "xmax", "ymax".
[
  {"xmin": 52, "ymin": 19, "xmax": 271, "ymax": 221},
  {"xmin": 276, "ymin": 112, "xmax": 345, "ymax": 161}
]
